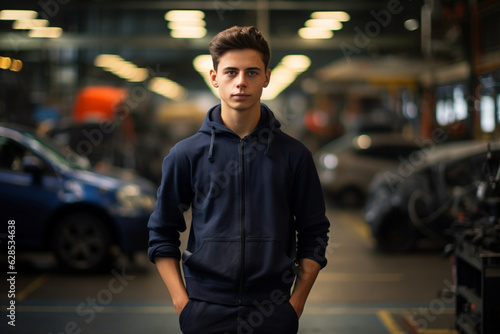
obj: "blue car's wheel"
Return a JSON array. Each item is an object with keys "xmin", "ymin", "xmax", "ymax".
[{"xmin": 52, "ymin": 212, "xmax": 112, "ymax": 272}]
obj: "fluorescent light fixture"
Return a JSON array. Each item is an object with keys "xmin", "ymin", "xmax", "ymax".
[
  {"xmin": 170, "ymin": 27, "xmax": 206, "ymax": 39},
  {"xmin": 168, "ymin": 20, "xmax": 206, "ymax": 29},
  {"xmin": 128, "ymin": 68, "xmax": 149, "ymax": 82},
  {"xmin": 149, "ymin": 77, "xmax": 187, "ymax": 101},
  {"xmin": 28, "ymin": 27, "xmax": 62, "ymax": 38},
  {"xmin": 165, "ymin": 10, "xmax": 205, "ymax": 21},
  {"xmin": 311, "ymin": 11, "xmax": 350, "ymax": 22},
  {"xmin": 0, "ymin": 10, "xmax": 37, "ymax": 20},
  {"xmin": 305, "ymin": 19, "xmax": 342, "ymax": 30},
  {"xmin": 298, "ymin": 27, "xmax": 333, "ymax": 39},
  {"xmin": 193, "ymin": 54, "xmax": 219, "ymax": 97},
  {"xmin": 113, "ymin": 60, "xmax": 139, "ymax": 79},
  {"xmin": 94, "ymin": 54, "xmax": 123, "ymax": 69},
  {"xmin": 13, "ymin": 19, "xmax": 48, "ymax": 29},
  {"xmin": 262, "ymin": 55, "xmax": 311, "ymax": 100},
  {"xmin": 94, "ymin": 54, "xmax": 149, "ymax": 82},
  {"xmin": 165, "ymin": 10, "xmax": 206, "ymax": 39},
  {"xmin": 299, "ymin": 12, "xmax": 347, "ymax": 39},
  {"xmin": 281, "ymin": 55, "xmax": 311, "ymax": 71}
]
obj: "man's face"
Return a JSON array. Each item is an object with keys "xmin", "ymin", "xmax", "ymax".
[{"xmin": 210, "ymin": 49, "xmax": 271, "ymax": 113}]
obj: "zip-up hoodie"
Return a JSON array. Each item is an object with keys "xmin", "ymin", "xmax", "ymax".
[{"xmin": 148, "ymin": 103, "xmax": 330, "ymax": 306}]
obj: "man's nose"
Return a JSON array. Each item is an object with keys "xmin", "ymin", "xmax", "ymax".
[{"xmin": 236, "ymin": 72, "xmax": 247, "ymax": 88}]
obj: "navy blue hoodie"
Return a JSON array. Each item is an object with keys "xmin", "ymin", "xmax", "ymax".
[{"xmin": 148, "ymin": 103, "xmax": 330, "ymax": 305}]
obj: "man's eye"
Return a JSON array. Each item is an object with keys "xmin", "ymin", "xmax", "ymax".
[
  {"xmin": 248, "ymin": 71, "xmax": 257, "ymax": 76},
  {"xmin": 227, "ymin": 71, "xmax": 236, "ymax": 76}
]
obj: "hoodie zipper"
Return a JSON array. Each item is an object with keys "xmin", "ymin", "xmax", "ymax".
[{"xmin": 238, "ymin": 138, "xmax": 246, "ymax": 304}]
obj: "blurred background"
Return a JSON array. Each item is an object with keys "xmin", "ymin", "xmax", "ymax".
[{"xmin": 1, "ymin": 0, "xmax": 500, "ymax": 333}]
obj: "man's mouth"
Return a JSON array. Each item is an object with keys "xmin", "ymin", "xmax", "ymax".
[{"xmin": 233, "ymin": 93, "xmax": 250, "ymax": 97}]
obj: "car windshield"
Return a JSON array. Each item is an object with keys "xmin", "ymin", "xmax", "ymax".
[{"xmin": 23, "ymin": 132, "xmax": 91, "ymax": 171}]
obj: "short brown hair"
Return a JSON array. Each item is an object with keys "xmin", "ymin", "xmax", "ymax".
[{"xmin": 209, "ymin": 26, "xmax": 271, "ymax": 71}]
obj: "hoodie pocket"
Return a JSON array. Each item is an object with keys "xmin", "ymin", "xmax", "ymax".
[
  {"xmin": 245, "ymin": 238, "xmax": 294, "ymax": 282},
  {"xmin": 182, "ymin": 238, "xmax": 241, "ymax": 283}
]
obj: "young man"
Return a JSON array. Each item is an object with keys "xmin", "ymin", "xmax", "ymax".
[{"xmin": 148, "ymin": 26, "xmax": 330, "ymax": 334}]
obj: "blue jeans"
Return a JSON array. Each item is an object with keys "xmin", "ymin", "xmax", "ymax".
[{"xmin": 179, "ymin": 299, "xmax": 299, "ymax": 334}]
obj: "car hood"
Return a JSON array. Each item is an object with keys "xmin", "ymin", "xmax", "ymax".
[{"xmin": 61, "ymin": 167, "xmax": 155, "ymax": 195}]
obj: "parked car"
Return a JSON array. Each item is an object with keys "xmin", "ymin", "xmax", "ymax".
[
  {"xmin": 315, "ymin": 132, "xmax": 421, "ymax": 206},
  {"xmin": 364, "ymin": 140, "xmax": 500, "ymax": 252},
  {"xmin": 0, "ymin": 123, "xmax": 156, "ymax": 272}
]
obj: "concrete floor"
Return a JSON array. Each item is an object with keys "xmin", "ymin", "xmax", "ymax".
[{"xmin": 1, "ymin": 208, "xmax": 458, "ymax": 334}]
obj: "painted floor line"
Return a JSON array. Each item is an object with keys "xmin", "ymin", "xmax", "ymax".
[
  {"xmin": 17, "ymin": 274, "xmax": 48, "ymax": 301},
  {"xmin": 377, "ymin": 309, "xmax": 406, "ymax": 334},
  {"xmin": 333, "ymin": 209, "xmax": 375, "ymax": 246}
]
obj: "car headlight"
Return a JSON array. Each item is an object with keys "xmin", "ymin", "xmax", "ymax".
[
  {"xmin": 116, "ymin": 185, "xmax": 155, "ymax": 212},
  {"xmin": 321, "ymin": 153, "xmax": 339, "ymax": 170}
]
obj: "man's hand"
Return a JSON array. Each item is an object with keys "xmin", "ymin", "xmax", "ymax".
[
  {"xmin": 289, "ymin": 258, "xmax": 321, "ymax": 318},
  {"xmin": 155, "ymin": 257, "xmax": 189, "ymax": 316},
  {"xmin": 174, "ymin": 295, "xmax": 190, "ymax": 316}
]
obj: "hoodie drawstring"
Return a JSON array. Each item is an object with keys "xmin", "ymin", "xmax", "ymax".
[{"xmin": 208, "ymin": 127, "xmax": 215, "ymax": 162}]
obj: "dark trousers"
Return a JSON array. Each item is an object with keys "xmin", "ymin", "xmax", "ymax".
[{"xmin": 179, "ymin": 299, "xmax": 299, "ymax": 334}]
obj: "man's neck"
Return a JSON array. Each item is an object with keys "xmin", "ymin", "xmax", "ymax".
[{"xmin": 220, "ymin": 103, "xmax": 261, "ymax": 138}]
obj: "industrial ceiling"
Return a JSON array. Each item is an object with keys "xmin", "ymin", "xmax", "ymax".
[{"xmin": 0, "ymin": 0, "xmax": 466, "ymax": 98}]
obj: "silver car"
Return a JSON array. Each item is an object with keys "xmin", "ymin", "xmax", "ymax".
[{"xmin": 315, "ymin": 132, "xmax": 420, "ymax": 206}]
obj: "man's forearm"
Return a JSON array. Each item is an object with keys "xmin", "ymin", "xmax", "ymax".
[
  {"xmin": 289, "ymin": 258, "xmax": 321, "ymax": 318},
  {"xmin": 155, "ymin": 257, "xmax": 189, "ymax": 315}
]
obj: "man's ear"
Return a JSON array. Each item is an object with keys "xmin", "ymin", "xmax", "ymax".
[
  {"xmin": 263, "ymin": 68, "xmax": 271, "ymax": 88},
  {"xmin": 210, "ymin": 69, "xmax": 219, "ymax": 88}
]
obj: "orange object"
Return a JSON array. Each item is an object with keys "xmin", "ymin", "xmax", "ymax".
[{"xmin": 73, "ymin": 86, "xmax": 127, "ymax": 123}]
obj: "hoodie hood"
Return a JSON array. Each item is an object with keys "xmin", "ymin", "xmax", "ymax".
[{"xmin": 199, "ymin": 103, "xmax": 281, "ymax": 162}]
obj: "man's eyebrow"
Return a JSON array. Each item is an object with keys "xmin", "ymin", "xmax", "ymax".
[{"xmin": 222, "ymin": 66, "xmax": 262, "ymax": 71}]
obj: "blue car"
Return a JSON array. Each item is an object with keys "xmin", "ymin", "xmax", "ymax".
[{"xmin": 0, "ymin": 124, "xmax": 156, "ymax": 272}]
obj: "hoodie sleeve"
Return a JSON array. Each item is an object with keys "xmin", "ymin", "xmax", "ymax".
[
  {"xmin": 147, "ymin": 147, "xmax": 193, "ymax": 263},
  {"xmin": 292, "ymin": 148, "xmax": 330, "ymax": 269}
]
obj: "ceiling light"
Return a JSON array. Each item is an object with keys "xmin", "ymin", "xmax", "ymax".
[
  {"xmin": 281, "ymin": 55, "xmax": 311, "ymax": 71},
  {"xmin": 0, "ymin": 10, "xmax": 37, "ymax": 20},
  {"xmin": 165, "ymin": 10, "xmax": 205, "ymax": 21},
  {"xmin": 165, "ymin": 10, "xmax": 206, "ymax": 39},
  {"xmin": 298, "ymin": 27, "xmax": 333, "ymax": 39},
  {"xmin": 149, "ymin": 77, "xmax": 187, "ymax": 101},
  {"xmin": 168, "ymin": 20, "xmax": 206, "ymax": 29},
  {"xmin": 94, "ymin": 54, "xmax": 124, "ymax": 69},
  {"xmin": 13, "ymin": 19, "xmax": 49, "ymax": 29},
  {"xmin": 0, "ymin": 57, "xmax": 12, "ymax": 70},
  {"xmin": 94, "ymin": 54, "xmax": 149, "ymax": 82},
  {"xmin": 28, "ymin": 27, "xmax": 62, "ymax": 38},
  {"xmin": 311, "ymin": 11, "xmax": 350, "ymax": 22},
  {"xmin": 305, "ymin": 19, "xmax": 342, "ymax": 30},
  {"xmin": 128, "ymin": 68, "xmax": 149, "ymax": 82},
  {"xmin": 193, "ymin": 54, "xmax": 219, "ymax": 97},
  {"xmin": 262, "ymin": 55, "xmax": 311, "ymax": 100},
  {"xmin": 9, "ymin": 59, "xmax": 22, "ymax": 72},
  {"xmin": 113, "ymin": 60, "xmax": 138, "ymax": 79},
  {"xmin": 170, "ymin": 27, "xmax": 206, "ymax": 39},
  {"xmin": 193, "ymin": 54, "xmax": 213, "ymax": 72},
  {"xmin": 354, "ymin": 135, "xmax": 372, "ymax": 149},
  {"xmin": 404, "ymin": 19, "xmax": 419, "ymax": 31}
]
